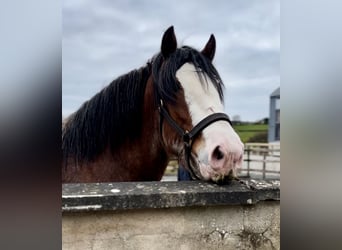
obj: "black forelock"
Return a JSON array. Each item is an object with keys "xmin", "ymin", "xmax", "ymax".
[{"xmin": 151, "ymin": 46, "xmax": 224, "ymax": 106}]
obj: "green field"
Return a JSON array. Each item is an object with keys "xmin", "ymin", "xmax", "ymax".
[{"xmin": 232, "ymin": 124, "xmax": 268, "ymax": 143}]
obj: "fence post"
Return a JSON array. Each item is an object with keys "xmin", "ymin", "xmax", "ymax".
[
  {"xmin": 247, "ymin": 145, "xmax": 250, "ymax": 178},
  {"xmin": 262, "ymin": 151, "xmax": 266, "ymax": 179}
]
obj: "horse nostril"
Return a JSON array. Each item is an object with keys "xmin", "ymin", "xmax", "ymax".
[{"xmin": 212, "ymin": 146, "xmax": 224, "ymax": 161}]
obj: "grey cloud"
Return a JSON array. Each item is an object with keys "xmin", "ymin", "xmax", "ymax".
[{"xmin": 63, "ymin": 0, "xmax": 279, "ymax": 121}]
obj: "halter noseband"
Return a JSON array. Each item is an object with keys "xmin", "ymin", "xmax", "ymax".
[{"xmin": 158, "ymin": 99, "xmax": 232, "ymax": 180}]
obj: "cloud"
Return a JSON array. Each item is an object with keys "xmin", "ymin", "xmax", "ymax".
[{"xmin": 62, "ymin": 0, "xmax": 279, "ymax": 121}]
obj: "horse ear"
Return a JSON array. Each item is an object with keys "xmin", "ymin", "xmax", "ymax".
[
  {"xmin": 201, "ymin": 34, "xmax": 216, "ymax": 61},
  {"xmin": 161, "ymin": 26, "xmax": 177, "ymax": 58}
]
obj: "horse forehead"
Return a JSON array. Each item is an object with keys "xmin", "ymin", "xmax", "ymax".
[{"xmin": 175, "ymin": 63, "xmax": 221, "ymax": 104}]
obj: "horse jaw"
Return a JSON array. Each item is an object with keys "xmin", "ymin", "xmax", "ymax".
[{"xmin": 176, "ymin": 63, "xmax": 244, "ymax": 182}]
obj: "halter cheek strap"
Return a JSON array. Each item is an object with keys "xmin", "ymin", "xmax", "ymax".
[{"xmin": 158, "ymin": 99, "xmax": 232, "ymax": 179}]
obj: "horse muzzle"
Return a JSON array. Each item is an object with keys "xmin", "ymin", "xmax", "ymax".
[{"xmin": 195, "ymin": 138, "xmax": 244, "ymax": 183}]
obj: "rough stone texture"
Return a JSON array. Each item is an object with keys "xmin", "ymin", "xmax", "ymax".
[
  {"xmin": 62, "ymin": 180, "xmax": 280, "ymax": 249},
  {"xmin": 62, "ymin": 180, "xmax": 280, "ymax": 211},
  {"xmin": 63, "ymin": 201, "xmax": 279, "ymax": 250}
]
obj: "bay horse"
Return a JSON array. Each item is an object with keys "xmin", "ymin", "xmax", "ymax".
[{"xmin": 62, "ymin": 26, "xmax": 244, "ymax": 183}]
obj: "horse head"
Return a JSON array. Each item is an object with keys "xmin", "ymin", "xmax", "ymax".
[{"xmin": 154, "ymin": 26, "xmax": 244, "ymax": 183}]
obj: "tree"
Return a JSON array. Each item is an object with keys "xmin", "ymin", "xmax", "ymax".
[
  {"xmin": 231, "ymin": 115, "xmax": 241, "ymax": 126},
  {"xmin": 232, "ymin": 115, "xmax": 241, "ymax": 122}
]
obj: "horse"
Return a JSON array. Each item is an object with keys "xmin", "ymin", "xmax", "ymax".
[{"xmin": 62, "ymin": 26, "xmax": 244, "ymax": 183}]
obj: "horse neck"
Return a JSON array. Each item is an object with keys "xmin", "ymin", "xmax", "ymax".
[
  {"xmin": 101, "ymin": 76, "xmax": 168, "ymax": 181},
  {"xmin": 141, "ymin": 76, "xmax": 169, "ymax": 161},
  {"xmin": 117, "ymin": 76, "xmax": 169, "ymax": 180},
  {"xmin": 62, "ymin": 76, "xmax": 169, "ymax": 183}
]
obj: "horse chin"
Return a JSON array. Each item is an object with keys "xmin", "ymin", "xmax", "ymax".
[
  {"xmin": 179, "ymin": 153, "xmax": 237, "ymax": 184},
  {"xmin": 198, "ymin": 162, "xmax": 237, "ymax": 184},
  {"xmin": 210, "ymin": 169, "xmax": 236, "ymax": 185}
]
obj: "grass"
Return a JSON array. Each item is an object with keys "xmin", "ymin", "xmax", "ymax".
[
  {"xmin": 233, "ymin": 124, "xmax": 268, "ymax": 132},
  {"xmin": 233, "ymin": 124, "xmax": 268, "ymax": 143}
]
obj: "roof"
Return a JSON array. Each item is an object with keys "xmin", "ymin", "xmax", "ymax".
[{"xmin": 270, "ymin": 87, "xmax": 280, "ymax": 98}]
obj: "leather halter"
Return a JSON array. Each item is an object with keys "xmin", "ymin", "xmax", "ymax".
[{"xmin": 158, "ymin": 99, "xmax": 232, "ymax": 179}]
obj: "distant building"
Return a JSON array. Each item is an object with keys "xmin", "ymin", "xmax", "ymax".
[{"xmin": 268, "ymin": 87, "xmax": 280, "ymax": 142}]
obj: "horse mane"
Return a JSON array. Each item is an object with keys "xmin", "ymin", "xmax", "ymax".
[
  {"xmin": 62, "ymin": 65, "xmax": 151, "ymax": 166},
  {"xmin": 62, "ymin": 46, "xmax": 224, "ymax": 167}
]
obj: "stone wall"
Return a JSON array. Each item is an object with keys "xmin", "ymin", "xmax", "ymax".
[{"xmin": 62, "ymin": 180, "xmax": 280, "ymax": 250}]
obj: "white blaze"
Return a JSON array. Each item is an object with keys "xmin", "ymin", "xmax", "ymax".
[{"xmin": 176, "ymin": 63, "xmax": 243, "ymax": 180}]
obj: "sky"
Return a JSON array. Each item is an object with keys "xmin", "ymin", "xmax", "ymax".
[{"xmin": 62, "ymin": 0, "xmax": 279, "ymax": 122}]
